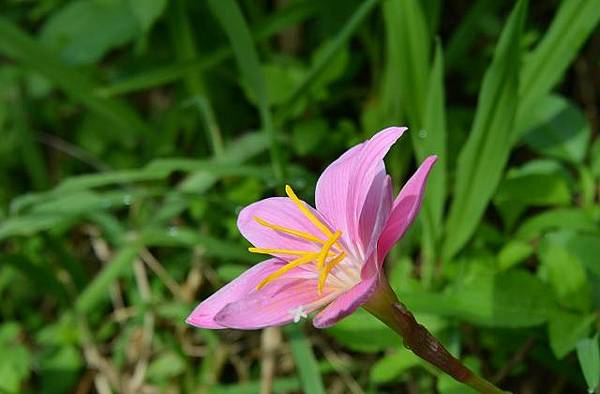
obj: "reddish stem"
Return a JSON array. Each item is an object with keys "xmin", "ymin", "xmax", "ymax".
[{"xmin": 363, "ymin": 279, "xmax": 509, "ymax": 394}]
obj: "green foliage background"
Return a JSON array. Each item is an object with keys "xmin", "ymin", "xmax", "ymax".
[{"xmin": 0, "ymin": 0, "xmax": 599, "ymax": 392}]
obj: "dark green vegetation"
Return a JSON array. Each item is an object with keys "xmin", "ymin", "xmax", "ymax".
[{"xmin": 0, "ymin": 0, "xmax": 599, "ymax": 392}]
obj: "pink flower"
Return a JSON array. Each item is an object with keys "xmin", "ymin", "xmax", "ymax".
[{"xmin": 186, "ymin": 127, "xmax": 437, "ymax": 330}]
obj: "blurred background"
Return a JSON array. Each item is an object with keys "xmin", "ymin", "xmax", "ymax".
[{"xmin": 0, "ymin": 0, "xmax": 599, "ymax": 393}]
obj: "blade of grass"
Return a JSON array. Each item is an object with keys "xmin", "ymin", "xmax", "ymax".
[
  {"xmin": 419, "ymin": 41, "xmax": 447, "ymax": 285},
  {"xmin": 208, "ymin": 0, "xmax": 284, "ymax": 179},
  {"xmin": 276, "ymin": 0, "xmax": 380, "ymax": 123},
  {"xmin": 382, "ymin": 0, "xmax": 431, "ymax": 127},
  {"xmin": 284, "ymin": 324, "xmax": 326, "ymax": 394},
  {"xmin": 443, "ymin": 0, "xmax": 527, "ymax": 260},
  {"xmin": 13, "ymin": 85, "xmax": 48, "ymax": 190},
  {"xmin": 445, "ymin": 0, "xmax": 501, "ymax": 70},
  {"xmin": 514, "ymin": 0, "xmax": 600, "ymax": 140},
  {"xmin": 75, "ymin": 245, "xmax": 140, "ymax": 314},
  {"xmin": 0, "ymin": 17, "xmax": 150, "ymax": 138},
  {"xmin": 95, "ymin": 1, "xmax": 319, "ymax": 97},
  {"xmin": 168, "ymin": 0, "xmax": 223, "ymax": 157}
]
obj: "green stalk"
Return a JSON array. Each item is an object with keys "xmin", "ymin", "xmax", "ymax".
[{"xmin": 364, "ymin": 280, "xmax": 509, "ymax": 394}]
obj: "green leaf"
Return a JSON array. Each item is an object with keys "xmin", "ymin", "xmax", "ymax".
[
  {"xmin": 521, "ymin": 95, "xmax": 591, "ymax": 163},
  {"xmin": 370, "ymin": 348, "xmax": 422, "ymax": 384},
  {"xmin": 0, "ymin": 323, "xmax": 31, "ymax": 394},
  {"xmin": 494, "ymin": 162, "xmax": 572, "ymax": 207},
  {"xmin": 548, "ymin": 310, "xmax": 595, "ymax": 359},
  {"xmin": 538, "ymin": 232, "xmax": 590, "ymax": 311},
  {"xmin": 515, "ymin": 0, "xmax": 600, "ymax": 140},
  {"xmin": 443, "ymin": 0, "xmax": 527, "ymax": 260},
  {"xmin": 207, "ymin": 0, "xmax": 283, "ymax": 178},
  {"xmin": 591, "ymin": 137, "xmax": 600, "ymax": 178},
  {"xmin": 284, "ymin": 325, "xmax": 325, "ymax": 394},
  {"xmin": 420, "ymin": 41, "xmax": 447, "ymax": 231},
  {"xmin": 75, "ymin": 245, "xmax": 140, "ymax": 314},
  {"xmin": 0, "ymin": 17, "xmax": 150, "ymax": 139},
  {"xmin": 497, "ymin": 239, "xmax": 534, "ymax": 271},
  {"xmin": 382, "ymin": 0, "xmax": 431, "ymax": 126},
  {"xmin": 139, "ymin": 227, "xmax": 254, "ymax": 261},
  {"xmin": 400, "ymin": 269, "xmax": 555, "ymax": 327},
  {"xmin": 576, "ymin": 333, "xmax": 600, "ymax": 393},
  {"xmin": 276, "ymin": 0, "xmax": 379, "ymax": 122},
  {"xmin": 40, "ymin": 0, "xmax": 140, "ymax": 65},
  {"xmin": 514, "ymin": 208, "xmax": 599, "ymax": 241},
  {"xmin": 542, "ymin": 230, "xmax": 600, "ymax": 278},
  {"xmin": 326, "ymin": 308, "xmax": 398, "ymax": 353},
  {"xmin": 127, "ymin": 0, "xmax": 166, "ymax": 32},
  {"xmin": 147, "ymin": 351, "xmax": 186, "ymax": 382}
]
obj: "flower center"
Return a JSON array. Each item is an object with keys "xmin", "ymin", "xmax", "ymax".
[{"xmin": 249, "ymin": 185, "xmax": 357, "ymax": 295}]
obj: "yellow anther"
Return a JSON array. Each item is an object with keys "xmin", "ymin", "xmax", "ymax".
[
  {"xmin": 256, "ymin": 253, "xmax": 317, "ymax": 289},
  {"xmin": 254, "ymin": 216, "xmax": 326, "ymax": 244},
  {"xmin": 248, "ymin": 247, "xmax": 315, "ymax": 256},
  {"xmin": 318, "ymin": 252, "xmax": 346, "ymax": 295},
  {"xmin": 285, "ymin": 185, "xmax": 333, "ymax": 237},
  {"xmin": 316, "ymin": 231, "xmax": 341, "ymax": 270}
]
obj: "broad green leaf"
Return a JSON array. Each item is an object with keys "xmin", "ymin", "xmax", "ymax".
[
  {"xmin": 400, "ymin": 269, "xmax": 555, "ymax": 327},
  {"xmin": 0, "ymin": 323, "xmax": 31, "ymax": 393},
  {"xmin": 542, "ymin": 230, "xmax": 600, "ymax": 278},
  {"xmin": 495, "ymin": 163, "xmax": 572, "ymax": 207},
  {"xmin": 576, "ymin": 333, "xmax": 600, "ymax": 393},
  {"xmin": 326, "ymin": 308, "xmax": 398, "ymax": 353},
  {"xmin": 497, "ymin": 239, "xmax": 533, "ymax": 271},
  {"xmin": 0, "ymin": 17, "xmax": 150, "ymax": 138},
  {"xmin": 40, "ymin": 0, "xmax": 139, "ymax": 65},
  {"xmin": 514, "ymin": 208, "xmax": 599, "ymax": 241},
  {"xmin": 515, "ymin": 0, "xmax": 600, "ymax": 140},
  {"xmin": 370, "ymin": 348, "xmax": 422, "ymax": 384},
  {"xmin": 284, "ymin": 325, "xmax": 325, "ymax": 394},
  {"xmin": 127, "ymin": 0, "xmax": 166, "ymax": 32},
  {"xmin": 521, "ymin": 95, "xmax": 591, "ymax": 163},
  {"xmin": 548, "ymin": 310, "xmax": 595, "ymax": 359},
  {"xmin": 443, "ymin": 0, "xmax": 526, "ymax": 260},
  {"xmin": 39, "ymin": 345, "xmax": 82, "ymax": 394},
  {"xmin": 147, "ymin": 351, "xmax": 186, "ymax": 382},
  {"xmin": 538, "ymin": 233, "xmax": 590, "ymax": 311}
]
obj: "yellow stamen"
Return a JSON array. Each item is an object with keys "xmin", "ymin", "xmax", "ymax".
[
  {"xmin": 318, "ymin": 252, "xmax": 346, "ymax": 295},
  {"xmin": 248, "ymin": 247, "xmax": 315, "ymax": 256},
  {"xmin": 254, "ymin": 216, "xmax": 326, "ymax": 244},
  {"xmin": 316, "ymin": 231, "xmax": 341, "ymax": 270},
  {"xmin": 256, "ymin": 254, "xmax": 317, "ymax": 289},
  {"xmin": 285, "ymin": 185, "xmax": 333, "ymax": 237}
]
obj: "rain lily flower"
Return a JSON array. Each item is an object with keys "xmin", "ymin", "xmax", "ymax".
[{"xmin": 186, "ymin": 127, "xmax": 437, "ymax": 330}]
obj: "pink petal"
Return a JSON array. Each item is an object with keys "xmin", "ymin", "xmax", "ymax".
[
  {"xmin": 237, "ymin": 197, "xmax": 335, "ymax": 261},
  {"xmin": 358, "ymin": 173, "xmax": 393, "ymax": 260},
  {"xmin": 377, "ymin": 156, "xmax": 438, "ymax": 261},
  {"xmin": 312, "ymin": 273, "xmax": 379, "ymax": 328},
  {"xmin": 315, "ymin": 127, "xmax": 406, "ymax": 255},
  {"xmin": 186, "ymin": 259, "xmax": 290, "ymax": 329},
  {"xmin": 215, "ymin": 278, "xmax": 335, "ymax": 329}
]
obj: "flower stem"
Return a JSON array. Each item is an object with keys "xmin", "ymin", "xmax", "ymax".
[{"xmin": 364, "ymin": 280, "xmax": 509, "ymax": 394}]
